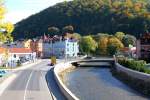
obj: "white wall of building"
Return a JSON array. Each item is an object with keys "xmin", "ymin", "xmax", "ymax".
[{"xmin": 42, "ymin": 39, "xmax": 79, "ymax": 58}]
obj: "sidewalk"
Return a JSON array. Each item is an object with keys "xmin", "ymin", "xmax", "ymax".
[{"xmin": 0, "ymin": 59, "xmax": 42, "ymax": 96}]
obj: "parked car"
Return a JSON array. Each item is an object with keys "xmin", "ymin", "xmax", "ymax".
[{"xmin": 0, "ymin": 70, "xmax": 6, "ymax": 77}]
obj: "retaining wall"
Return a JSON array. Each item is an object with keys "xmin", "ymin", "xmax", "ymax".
[
  {"xmin": 115, "ymin": 63, "xmax": 150, "ymax": 82},
  {"xmin": 115, "ymin": 63, "xmax": 150, "ymax": 96},
  {"xmin": 54, "ymin": 61, "xmax": 79, "ymax": 100}
]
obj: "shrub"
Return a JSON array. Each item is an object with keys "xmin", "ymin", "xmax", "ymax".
[{"xmin": 118, "ymin": 58, "xmax": 150, "ymax": 74}]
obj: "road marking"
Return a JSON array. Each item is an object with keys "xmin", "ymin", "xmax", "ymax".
[{"xmin": 24, "ymin": 71, "xmax": 33, "ymax": 100}]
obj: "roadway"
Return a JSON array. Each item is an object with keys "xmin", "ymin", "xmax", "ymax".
[{"xmin": 0, "ymin": 59, "xmax": 66, "ymax": 100}]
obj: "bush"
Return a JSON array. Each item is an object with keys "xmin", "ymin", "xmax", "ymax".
[{"xmin": 118, "ymin": 58, "xmax": 150, "ymax": 74}]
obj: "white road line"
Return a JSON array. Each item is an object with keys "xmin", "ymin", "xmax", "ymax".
[{"xmin": 24, "ymin": 71, "xmax": 33, "ymax": 100}]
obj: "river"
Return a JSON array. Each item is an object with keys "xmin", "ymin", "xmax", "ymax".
[{"xmin": 63, "ymin": 67, "xmax": 149, "ymax": 100}]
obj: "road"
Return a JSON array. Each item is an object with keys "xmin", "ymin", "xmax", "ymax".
[{"xmin": 0, "ymin": 59, "xmax": 66, "ymax": 100}]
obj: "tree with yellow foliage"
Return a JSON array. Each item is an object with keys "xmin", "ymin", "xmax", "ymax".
[
  {"xmin": 108, "ymin": 36, "xmax": 124, "ymax": 50},
  {"xmin": 0, "ymin": 0, "xmax": 14, "ymax": 44},
  {"xmin": 97, "ymin": 34, "xmax": 109, "ymax": 55},
  {"xmin": 115, "ymin": 32, "xmax": 125, "ymax": 41},
  {"xmin": 107, "ymin": 36, "xmax": 124, "ymax": 55}
]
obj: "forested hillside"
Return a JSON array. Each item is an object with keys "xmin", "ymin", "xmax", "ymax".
[{"xmin": 13, "ymin": 0, "xmax": 150, "ymax": 39}]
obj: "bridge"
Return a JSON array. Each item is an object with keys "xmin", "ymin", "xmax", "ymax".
[{"xmin": 72, "ymin": 57, "xmax": 115, "ymax": 67}]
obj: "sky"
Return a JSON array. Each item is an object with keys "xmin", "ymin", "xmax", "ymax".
[{"xmin": 4, "ymin": 0, "xmax": 71, "ymax": 24}]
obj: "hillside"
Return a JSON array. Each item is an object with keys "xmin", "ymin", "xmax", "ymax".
[{"xmin": 13, "ymin": 0, "xmax": 150, "ymax": 39}]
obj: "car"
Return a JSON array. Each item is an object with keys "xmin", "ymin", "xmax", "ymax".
[{"xmin": 0, "ymin": 70, "xmax": 6, "ymax": 77}]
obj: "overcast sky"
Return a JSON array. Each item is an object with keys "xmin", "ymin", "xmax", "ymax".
[{"xmin": 4, "ymin": 0, "xmax": 71, "ymax": 24}]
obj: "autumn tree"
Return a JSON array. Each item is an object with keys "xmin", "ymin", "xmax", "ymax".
[
  {"xmin": 97, "ymin": 34, "xmax": 109, "ymax": 55},
  {"xmin": 115, "ymin": 32, "xmax": 125, "ymax": 41},
  {"xmin": 0, "ymin": 0, "xmax": 14, "ymax": 43},
  {"xmin": 108, "ymin": 36, "xmax": 124, "ymax": 49},
  {"xmin": 107, "ymin": 36, "xmax": 124, "ymax": 55},
  {"xmin": 72, "ymin": 33, "xmax": 81, "ymax": 40}
]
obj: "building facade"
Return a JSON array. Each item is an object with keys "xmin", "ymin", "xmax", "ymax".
[
  {"xmin": 4, "ymin": 35, "xmax": 79, "ymax": 59},
  {"xmin": 38, "ymin": 37, "xmax": 79, "ymax": 58},
  {"xmin": 139, "ymin": 33, "xmax": 150, "ymax": 60},
  {"xmin": 8, "ymin": 48, "xmax": 36, "ymax": 67}
]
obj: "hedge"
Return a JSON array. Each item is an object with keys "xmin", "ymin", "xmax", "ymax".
[{"xmin": 118, "ymin": 58, "xmax": 150, "ymax": 74}]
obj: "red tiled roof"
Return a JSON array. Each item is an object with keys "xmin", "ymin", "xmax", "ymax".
[
  {"xmin": 9, "ymin": 48, "xmax": 32, "ymax": 53},
  {"xmin": 120, "ymin": 47, "xmax": 130, "ymax": 51}
]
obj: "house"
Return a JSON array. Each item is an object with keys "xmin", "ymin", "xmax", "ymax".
[
  {"xmin": 7, "ymin": 48, "xmax": 36, "ymax": 67},
  {"xmin": 6, "ymin": 34, "xmax": 79, "ymax": 59},
  {"xmin": 137, "ymin": 33, "xmax": 150, "ymax": 61},
  {"xmin": 36, "ymin": 35, "xmax": 79, "ymax": 58},
  {"xmin": 2, "ymin": 39, "xmax": 32, "ymax": 48},
  {"xmin": 120, "ymin": 47, "xmax": 136, "ymax": 58}
]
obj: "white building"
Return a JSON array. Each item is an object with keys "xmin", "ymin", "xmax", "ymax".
[
  {"xmin": 41, "ymin": 38, "xmax": 79, "ymax": 58},
  {"xmin": 8, "ymin": 48, "xmax": 36, "ymax": 67}
]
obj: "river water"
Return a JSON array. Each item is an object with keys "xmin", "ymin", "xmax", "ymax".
[{"xmin": 63, "ymin": 67, "xmax": 149, "ymax": 100}]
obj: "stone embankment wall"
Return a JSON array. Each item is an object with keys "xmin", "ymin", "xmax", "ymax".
[
  {"xmin": 54, "ymin": 61, "xmax": 79, "ymax": 100},
  {"xmin": 114, "ymin": 63, "xmax": 150, "ymax": 96}
]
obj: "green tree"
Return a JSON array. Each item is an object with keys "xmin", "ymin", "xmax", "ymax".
[
  {"xmin": 80, "ymin": 35, "xmax": 97, "ymax": 55},
  {"xmin": 12, "ymin": 0, "xmax": 150, "ymax": 39},
  {"xmin": 48, "ymin": 27, "xmax": 60, "ymax": 35},
  {"xmin": 62, "ymin": 25, "xmax": 74, "ymax": 34},
  {"xmin": 122, "ymin": 34, "xmax": 136, "ymax": 47},
  {"xmin": 107, "ymin": 44, "xmax": 117, "ymax": 56}
]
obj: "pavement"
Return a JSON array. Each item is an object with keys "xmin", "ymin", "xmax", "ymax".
[{"xmin": 0, "ymin": 59, "xmax": 66, "ymax": 100}]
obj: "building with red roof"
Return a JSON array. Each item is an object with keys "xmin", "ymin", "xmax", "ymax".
[{"xmin": 9, "ymin": 48, "xmax": 32, "ymax": 54}]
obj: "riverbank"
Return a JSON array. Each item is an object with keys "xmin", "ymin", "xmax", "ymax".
[
  {"xmin": 113, "ymin": 63, "xmax": 150, "ymax": 97},
  {"xmin": 63, "ymin": 67, "xmax": 149, "ymax": 100},
  {"xmin": 54, "ymin": 58, "xmax": 150, "ymax": 100}
]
